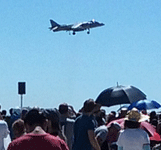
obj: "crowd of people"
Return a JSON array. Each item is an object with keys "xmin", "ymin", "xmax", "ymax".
[{"xmin": 0, "ymin": 99, "xmax": 161, "ymax": 150}]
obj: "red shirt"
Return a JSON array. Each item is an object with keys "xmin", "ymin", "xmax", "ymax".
[{"xmin": 7, "ymin": 133, "xmax": 69, "ymax": 150}]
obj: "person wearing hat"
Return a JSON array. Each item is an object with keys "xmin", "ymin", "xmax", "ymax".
[
  {"xmin": 116, "ymin": 108, "xmax": 150, "ymax": 150},
  {"xmin": 7, "ymin": 108, "xmax": 69, "ymax": 150},
  {"xmin": 73, "ymin": 99, "xmax": 100, "ymax": 150}
]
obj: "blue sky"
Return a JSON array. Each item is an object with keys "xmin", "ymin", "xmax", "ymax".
[{"xmin": 1, "ymin": 1, "xmax": 161, "ymax": 114}]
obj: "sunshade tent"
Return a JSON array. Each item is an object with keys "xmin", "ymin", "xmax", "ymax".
[
  {"xmin": 95, "ymin": 85, "xmax": 146, "ymax": 107},
  {"xmin": 128, "ymin": 99, "xmax": 161, "ymax": 110}
]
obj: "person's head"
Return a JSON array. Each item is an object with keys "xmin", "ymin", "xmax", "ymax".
[
  {"xmin": 43, "ymin": 108, "xmax": 60, "ymax": 136},
  {"xmin": 150, "ymin": 111, "xmax": 157, "ymax": 122},
  {"xmin": 9, "ymin": 108, "xmax": 13, "ymax": 115},
  {"xmin": 124, "ymin": 108, "xmax": 149, "ymax": 128},
  {"xmin": 68, "ymin": 105, "xmax": 76, "ymax": 118},
  {"xmin": 141, "ymin": 109, "xmax": 147, "ymax": 115},
  {"xmin": 21, "ymin": 108, "xmax": 29, "ymax": 120},
  {"xmin": 107, "ymin": 122, "xmax": 121, "ymax": 143},
  {"xmin": 119, "ymin": 108, "xmax": 128, "ymax": 118},
  {"xmin": 83, "ymin": 99, "xmax": 97, "ymax": 114},
  {"xmin": 107, "ymin": 113, "xmax": 116, "ymax": 123},
  {"xmin": 111, "ymin": 111, "xmax": 116, "ymax": 117},
  {"xmin": 100, "ymin": 109, "xmax": 106, "ymax": 118},
  {"xmin": 95, "ymin": 126, "xmax": 108, "ymax": 146},
  {"xmin": 24, "ymin": 108, "xmax": 47, "ymax": 133},
  {"xmin": 12, "ymin": 119, "xmax": 25, "ymax": 139},
  {"xmin": 94, "ymin": 109, "xmax": 105, "ymax": 117},
  {"xmin": 1, "ymin": 110, "xmax": 7, "ymax": 119},
  {"xmin": 108, "ymin": 122, "xmax": 121, "ymax": 132},
  {"xmin": 150, "ymin": 111, "xmax": 156, "ymax": 118},
  {"xmin": 1, "ymin": 110, "xmax": 6, "ymax": 116},
  {"xmin": 58, "ymin": 103, "xmax": 68, "ymax": 115}
]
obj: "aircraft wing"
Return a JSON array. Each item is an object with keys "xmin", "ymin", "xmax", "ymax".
[{"xmin": 71, "ymin": 23, "xmax": 85, "ymax": 31}]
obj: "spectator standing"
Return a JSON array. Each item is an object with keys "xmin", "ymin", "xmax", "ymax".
[
  {"xmin": 7, "ymin": 108, "xmax": 69, "ymax": 150},
  {"xmin": 0, "ymin": 111, "xmax": 10, "ymax": 150},
  {"xmin": 99, "ymin": 122, "xmax": 121, "ymax": 150},
  {"xmin": 8, "ymin": 108, "xmax": 20, "ymax": 140},
  {"xmin": 94, "ymin": 109, "xmax": 106, "ymax": 127},
  {"xmin": 156, "ymin": 113, "xmax": 161, "ymax": 135},
  {"xmin": 43, "ymin": 108, "xmax": 67, "ymax": 141},
  {"xmin": 106, "ymin": 113, "xmax": 116, "ymax": 124},
  {"xmin": 95, "ymin": 125, "xmax": 108, "ymax": 148},
  {"xmin": 117, "ymin": 108, "xmax": 128, "ymax": 119},
  {"xmin": 116, "ymin": 108, "xmax": 150, "ymax": 150},
  {"xmin": 12, "ymin": 119, "xmax": 25, "ymax": 139},
  {"xmin": 1, "ymin": 110, "xmax": 7, "ymax": 120},
  {"xmin": 72, "ymin": 99, "xmax": 100, "ymax": 150},
  {"xmin": 20, "ymin": 108, "xmax": 29, "ymax": 120},
  {"xmin": 59, "ymin": 103, "xmax": 75, "ymax": 150},
  {"xmin": 149, "ymin": 111, "xmax": 157, "ymax": 124}
]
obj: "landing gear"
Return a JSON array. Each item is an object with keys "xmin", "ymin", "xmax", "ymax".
[
  {"xmin": 87, "ymin": 29, "xmax": 90, "ymax": 34},
  {"xmin": 73, "ymin": 31, "xmax": 76, "ymax": 35}
]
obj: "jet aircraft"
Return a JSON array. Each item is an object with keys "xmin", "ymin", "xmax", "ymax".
[{"xmin": 49, "ymin": 19, "xmax": 105, "ymax": 35}]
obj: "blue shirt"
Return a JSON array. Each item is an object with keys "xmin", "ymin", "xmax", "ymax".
[{"xmin": 72, "ymin": 114, "xmax": 95, "ymax": 150}]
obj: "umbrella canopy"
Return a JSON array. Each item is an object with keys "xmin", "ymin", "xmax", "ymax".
[
  {"xmin": 128, "ymin": 99, "xmax": 161, "ymax": 110},
  {"xmin": 108, "ymin": 118, "xmax": 161, "ymax": 141},
  {"xmin": 117, "ymin": 104, "xmax": 130, "ymax": 112},
  {"xmin": 95, "ymin": 85, "xmax": 146, "ymax": 107}
]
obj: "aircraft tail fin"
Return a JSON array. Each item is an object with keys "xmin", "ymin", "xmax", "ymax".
[{"xmin": 50, "ymin": 20, "xmax": 60, "ymax": 28}]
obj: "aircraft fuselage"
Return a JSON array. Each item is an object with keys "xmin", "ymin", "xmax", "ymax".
[{"xmin": 49, "ymin": 19, "xmax": 105, "ymax": 35}]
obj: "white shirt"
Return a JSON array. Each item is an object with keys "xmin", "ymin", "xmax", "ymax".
[
  {"xmin": 117, "ymin": 128, "xmax": 150, "ymax": 150},
  {"xmin": 0, "ymin": 120, "xmax": 10, "ymax": 150}
]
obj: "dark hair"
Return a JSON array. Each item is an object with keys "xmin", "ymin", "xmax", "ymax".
[
  {"xmin": 150, "ymin": 111, "xmax": 156, "ymax": 117},
  {"xmin": 1, "ymin": 110, "xmax": 7, "ymax": 116},
  {"xmin": 100, "ymin": 109, "xmax": 106, "ymax": 118},
  {"xmin": 111, "ymin": 111, "xmax": 116, "ymax": 116},
  {"xmin": 124, "ymin": 120, "xmax": 140, "ymax": 129},
  {"xmin": 24, "ymin": 109, "xmax": 46, "ymax": 126},
  {"xmin": 83, "ymin": 99, "xmax": 96, "ymax": 113},
  {"xmin": 43, "ymin": 108, "xmax": 60, "ymax": 135},
  {"xmin": 158, "ymin": 114, "xmax": 161, "ymax": 120},
  {"xmin": 9, "ymin": 108, "xmax": 13, "ymax": 115},
  {"xmin": 59, "ymin": 103, "xmax": 68, "ymax": 114}
]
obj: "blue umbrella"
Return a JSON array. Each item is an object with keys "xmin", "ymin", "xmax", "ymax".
[{"xmin": 128, "ymin": 99, "xmax": 161, "ymax": 110}]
